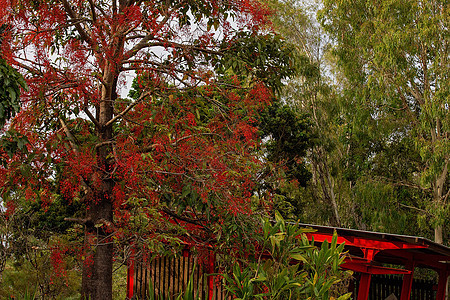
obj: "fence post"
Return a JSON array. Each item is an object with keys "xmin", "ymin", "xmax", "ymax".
[
  {"xmin": 127, "ymin": 247, "xmax": 136, "ymax": 300},
  {"xmin": 208, "ymin": 251, "xmax": 215, "ymax": 300}
]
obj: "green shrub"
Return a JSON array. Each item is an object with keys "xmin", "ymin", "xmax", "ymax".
[{"xmin": 221, "ymin": 212, "xmax": 353, "ymax": 300}]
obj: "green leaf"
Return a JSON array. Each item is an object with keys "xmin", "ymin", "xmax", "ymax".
[
  {"xmin": 290, "ymin": 253, "xmax": 307, "ymax": 262},
  {"xmin": 336, "ymin": 293, "xmax": 352, "ymax": 300}
]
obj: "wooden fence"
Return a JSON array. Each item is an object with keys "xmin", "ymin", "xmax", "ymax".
[
  {"xmin": 130, "ymin": 253, "xmax": 438, "ymax": 300},
  {"xmin": 353, "ymin": 274, "xmax": 436, "ymax": 300},
  {"xmin": 130, "ymin": 252, "xmax": 230, "ymax": 300}
]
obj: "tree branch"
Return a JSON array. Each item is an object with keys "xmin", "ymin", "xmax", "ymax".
[
  {"xmin": 58, "ymin": 117, "xmax": 93, "ymax": 194},
  {"xmin": 59, "ymin": 117, "xmax": 79, "ymax": 153},
  {"xmin": 161, "ymin": 207, "xmax": 212, "ymax": 234},
  {"xmin": 95, "ymin": 141, "xmax": 115, "ymax": 149},
  {"xmin": 138, "ymin": 133, "xmax": 223, "ymax": 153},
  {"xmin": 153, "ymin": 39, "xmax": 222, "ymax": 56},
  {"xmin": 64, "ymin": 217, "xmax": 93, "ymax": 226},
  {"xmin": 104, "ymin": 91, "xmax": 150, "ymax": 127},
  {"xmin": 123, "ymin": 14, "xmax": 171, "ymax": 60},
  {"xmin": 122, "ymin": 0, "xmax": 191, "ymax": 61},
  {"xmin": 83, "ymin": 106, "xmax": 101, "ymax": 128},
  {"xmin": 61, "ymin": 0, "xmax": 94, "ymax": 46},
  {"xmin": 399, "ymin": 203, "xmax": 431, "ymax": 216},
  {"xmin": 87, "ymin": 0, "xmax": 97, "ymax": 23}
]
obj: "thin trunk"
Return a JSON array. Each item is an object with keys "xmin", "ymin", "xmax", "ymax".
[
  {"xmin": 434, "ymin": 226, "xmax": 443, "ymax": 244},
  {"xmin": 312, "ymin": 147, "xmax": 341, "ymax": 227},
  {"xmin": 434, "ymin": 160, "xmax": 448, "ymax": 244},
  {"xmin": 325, "ymin": 168, "xmax": 341, "ymax": 226}
]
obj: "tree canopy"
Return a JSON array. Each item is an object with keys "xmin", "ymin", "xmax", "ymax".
[
  {"xmin": 264, "ymin": 0, "xmax": 448, "ymax": 247},
  {"xmin": 319, "ymin": 0, "xmax": 449, "ymax": 243},
  {"xmin": 0, "ymin": 0, "xmax": 297, "ymax": 298},
  {"xmin": 1, "ymin": 0, "xmax": 448, "ymax": 297}
]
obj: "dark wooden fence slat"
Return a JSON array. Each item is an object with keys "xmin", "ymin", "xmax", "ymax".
[{"xmin": 363, "ymin": 274, "xmax": 435, "ymax": 300}]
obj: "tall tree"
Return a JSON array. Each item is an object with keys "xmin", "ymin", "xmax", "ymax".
[
  {"xmin": 319, "ymin": 0, "xmax": 449, "ymax": 243},
  {"xmin": 257, "ymin": 100, "xmax": 315, "ymax": 219},
  {"xmin": 0, "ymin": 0, "xmax": 294, "ymax": 298},
  {"xmin": 265, "ymin": 0, "xmax": 346, "ymax": 226}
]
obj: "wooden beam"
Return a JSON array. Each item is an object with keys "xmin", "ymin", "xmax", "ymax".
[
  {"xmin": 382, "ymin": 249, "xmax": 450, "ymax": 269},
  {"xmin": 357, "ymin": 273, "xmax": 372, "ymax": 300},
  {"xmin": 307, "ymin": 232, "xmax": 429, "ymax": 251},
  {"xmin": 341, "ymin": 261, "xmax": 412, "ymax": 275},
  {"xmin": 436, "ymin": 269, "xmax": 449, "ymax": 300},
  {"xmin": 400, "ymin": 260, "xmax": 415, "ymax": 300}
]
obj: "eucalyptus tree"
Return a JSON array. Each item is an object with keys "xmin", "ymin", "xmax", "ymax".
[
  {"xmin": 264, "ymin": 0, "xmax": 349, "ymax": 227},
  {"xmin": 319, "ymin": 0, "xmax": 449, "ymax": 243}
]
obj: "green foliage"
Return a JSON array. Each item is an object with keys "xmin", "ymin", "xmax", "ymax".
[
  {"xmin": 318, "ymin": 0, "xmax": 450, "ymax": 242},
  {"xmin": 0, "ymin": 59, "xmax": 28, "ymax": 128},
  {"xmin": 217, "ymin": 33, "xmax": 297, "ymax": 93},
  {"xmin": 351, "ymin": 180, "xmax": 432, "ymax": 235},
  {"xmin": 0, "ymin": 251, "xmax": 80, "ymax": 299},
  {"xmin": 112, "ymin": 263, "xmax": 130, "ymax": 300},
  {"xmin": 0, "ymin": 196, "xmax": 83, "ymax": 299},
  {"xmin": 3, "ymin": 197, "xmax": 84, "ymax": 259},
  {"xmin": 0, "ymin": 35, "xmax": 29, "ymax": 162},
  {"xmin": 177, "ymin": 0, "xmax": 236, "ymax": 29},
  {"xmin": 260, "ymin": 0, "xmax": 351, "ymax": 227},
  {"xmin": 0, "ymin": 129, "xmax": 29, "ymax": 165},
  {"xmin": 260, "ymin": 101, "xmax": 314, "ymax": 184},
  {"xmin": 7, "ymin": 288, "xmax": 37, "ymax": 300},
  {"xmin": 23, "ymin": 197, "xmax": 84, "ymax": 235},
  {"xmin": 221, "ymin": 212, "xmax": 352, "ymax": 300},
  {"xmin": 256, "ymin": 98, "xmax": 316, "ymax": 221}
]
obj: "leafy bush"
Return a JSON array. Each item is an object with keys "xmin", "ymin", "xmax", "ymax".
[{"xmin": 221, "ymin": 212, "xmax": 352, "ymax": 300}]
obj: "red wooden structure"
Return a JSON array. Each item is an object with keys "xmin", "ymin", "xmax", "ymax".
[
  {"xmin": 127, "ymin": 224, "xmax": 450, "ymax": 300},
  {"xmin": 300, "ymin": 224, "xmax": 450, "ymax": 300}
]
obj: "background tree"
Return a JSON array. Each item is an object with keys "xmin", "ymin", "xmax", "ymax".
[
  {"xmin": 263, "ymin": 0, "xmax": 449, "ymax": 247},
  {"xmin": 0, "ymin": 0, "xmax": 295, "ymax": 299},
  {"xmin": 318, "ymin": 0, "xmax": 449, "ymax": 244},
  {"xmin": 0, "ymin": 198, "xmax": 82, "ymax": 299},
  {"xmin": 257, "ymin": 101, "xmax": 315, "ymax": 219},
  {"xmin": 264, "ymin": 0, "xmax": 349, "ymax": 227}
]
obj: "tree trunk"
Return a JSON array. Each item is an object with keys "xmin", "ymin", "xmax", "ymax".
[
  {"xmin": 434, "ymin": 160, "xmax": 447, "ymax": 244},
  {"xmin": 434, "ymin": 226, "xmax": 443, "ymax": 244},
  {"xmin": 81, "ymin": 196, "xmax": 114, "ymax": 300},
  {"xmin": 81, "ymin": 142, "xmax": 115, "ymax": 299},
  {"xmin": 81, "ymin": 63, "xmax": 117, "ymax": 299},
  {"xmin": 311, "ymin": 147, "xmax": 341, "ymax": 227}
]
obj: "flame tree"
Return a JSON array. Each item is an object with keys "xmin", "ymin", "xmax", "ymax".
[{"xmin": 0, "ymin": 0, "xmax": 296, "ymax": 298}]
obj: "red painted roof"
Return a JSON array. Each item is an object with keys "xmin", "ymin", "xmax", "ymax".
[{"xmin": 299, "ymin": 223, "xmax": 450, "ymax": 271}]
